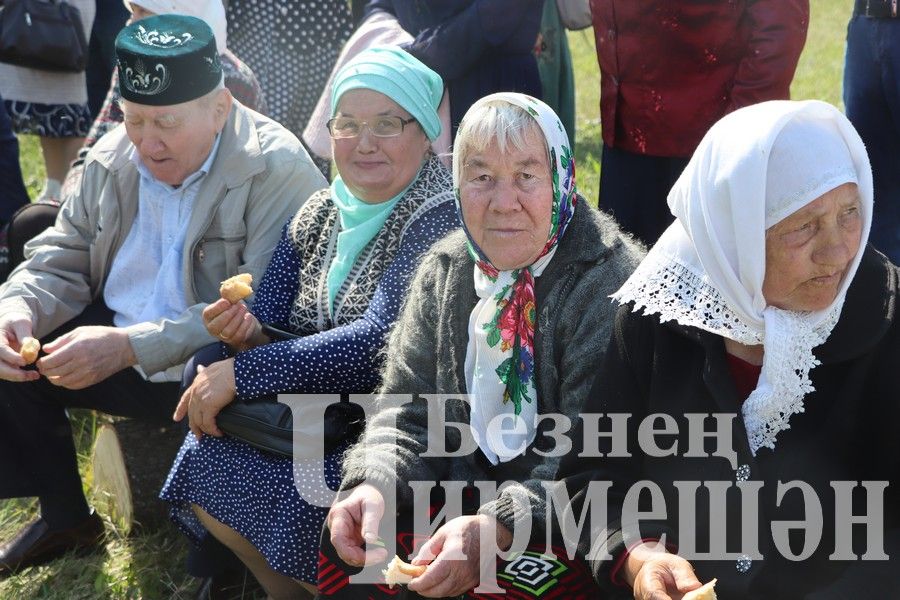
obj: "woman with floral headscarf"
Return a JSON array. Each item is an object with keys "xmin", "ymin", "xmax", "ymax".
[
  {"xmin": 558, "ymin": 100, "xmax": 900, "ymax": 599},
  {"xmin": 322, "ymin": 93, "xmax": 644, "ymax": 599}
]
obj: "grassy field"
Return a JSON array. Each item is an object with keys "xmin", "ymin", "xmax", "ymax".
[{"xmin": 2, "ymin": 2, "xmax": 849, "ymax": 597}]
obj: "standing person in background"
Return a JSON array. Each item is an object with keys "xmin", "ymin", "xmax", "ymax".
[
  {"xmin": 590, "ymin": 0, "xmax": 808, "ymax": 246},
  {"xmin": 364, "ymin": 0, "xmax": 544, "ymax": 138},
  {"xmin": 0, "ymin": 0, "xmax": 96, "ymax": 204},
  {"xmin": 85, "ymin": 0, "xmax": 130, "ymax": 119},
  {"xmin": 226, "ymin": 0, "xmax": 354, "ymax": 174},
  {"xmin": 844, "ymin": 0, "xmax": 900, "ymax": 263},
  {"xmin": 0, "ymin": 95, "xmax": 30, "ymax": 226},
  {"xmin": 535, "ymin": 0, "xmax": 576, "ymax": 143}
]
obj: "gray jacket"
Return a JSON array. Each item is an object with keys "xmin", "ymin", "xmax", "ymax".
[
  {"xmin": 341, "ymin": 201, "xmax": 645, "ymax": 534},
  {"xmin": 0, "ymin": 102, "xmax": 326, "ymax": 375}
]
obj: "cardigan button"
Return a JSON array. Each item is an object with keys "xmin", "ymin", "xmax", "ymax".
[
  {"xmin": 735, "ymin": 464, "xmax": 751, "ymax": 482},
  {"xmin": 736, "ymin": 554, "xmax": 752, "ymax": 573}
]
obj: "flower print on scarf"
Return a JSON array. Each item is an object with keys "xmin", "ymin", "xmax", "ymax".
[{"xmin": 482, "ymin": 271, "xmax": 538, "ymax": 415}]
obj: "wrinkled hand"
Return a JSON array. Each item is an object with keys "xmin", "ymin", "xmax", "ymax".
[
  {"xmin": 202, "ymin": 299, "xmax": 264, "ymax": 351},
  {"xmin": 173, "ymin": 359, "xmax": 237, "ymax": 439},
  {"xmin": 0, "ymin": 312, "xmax": 39, "ymax": 382},
  {"xmin": 407, "ymin": 514, "xmax": 512, "ymax": 597},
  {"xmin": 327, "ymin": 484, "xmax": 388, "ymax": 568},
  {"xmin": 37, "ymin": 326, "xmax": 137, "ymax": 389},
  {"xmin": 626, "ymin": 543, "xmax": 701, "ymax": 600}
]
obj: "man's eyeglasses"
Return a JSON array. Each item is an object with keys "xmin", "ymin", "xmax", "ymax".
[{"xmin": 326, "ymin": 115, "xmax": 417, "ymax": 139}]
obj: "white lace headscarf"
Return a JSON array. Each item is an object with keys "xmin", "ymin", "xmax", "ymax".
[{"xmin": 612, "ymin": 100, "xmax": 873, "ymax": 455}]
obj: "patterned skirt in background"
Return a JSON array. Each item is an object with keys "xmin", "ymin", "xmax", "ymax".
[
  {"xmin": 3, "ymin": 100, "xmax": 91, "ymax": 138},
  {"xmin": 225, "ymin": 0, "xmax": 353, "ymax": 138}
]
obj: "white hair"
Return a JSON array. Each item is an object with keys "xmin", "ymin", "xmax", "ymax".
[{"xmin": 453, "ymin": 100, "xmax": 547, "ymax": 176}]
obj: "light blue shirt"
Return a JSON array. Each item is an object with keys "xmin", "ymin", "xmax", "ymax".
[{"xmin": 104, "ymin": 135, "xmax": 221, "ymax": 379}]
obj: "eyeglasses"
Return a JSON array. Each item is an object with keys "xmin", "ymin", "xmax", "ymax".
[{"xmin": 326, "ymin": 115, "xmax": 417, "ymax": 139}]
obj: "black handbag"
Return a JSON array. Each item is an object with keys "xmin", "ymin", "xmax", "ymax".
[
  {"xmin": 216, "ymin": 399, "xmax": 365, "ymax": 458},
  {"xmin": 215, "ymin": 323, "xmax": 366, "ymax": 457},
  {"xmin": 0, "ymin": 0, "xmax": 88, "ymax": 73}
]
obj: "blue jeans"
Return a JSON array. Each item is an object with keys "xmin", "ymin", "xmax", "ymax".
[
  {"xmin": 0, "ymin": 92, "xmax": 30, "ymax": 224},
  {"xmin": 844, "ymin": 14, "xmax": 900, "ymax": 263}
]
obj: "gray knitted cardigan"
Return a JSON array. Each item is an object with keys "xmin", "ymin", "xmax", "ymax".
[{"xmin": 341, "ymin": 200, "xmax": 645, "ymax": 534}]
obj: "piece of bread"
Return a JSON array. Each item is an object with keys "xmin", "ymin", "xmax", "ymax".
[
  {"xmin": 19, "ymin": 337, "xmax": 40, "ymax": 365},
  {"xmin": 382, "ymin": 555, "xmax": 427, "ymax": 588},
  {"xmin": 682, "ymin": 578, "xmax": 717, "ymax": 600},
  {"xmin": 219, "ymin": 273, "xmax": 253, "ymax": 303}
]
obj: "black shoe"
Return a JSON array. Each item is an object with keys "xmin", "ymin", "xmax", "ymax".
[
  {"xmin": 0, "ymin": 511, "xmax": 105, "ymax": 576},
  {"xmin": 194, "ymin": 567, "xmax": 262, "ymax": 600}
]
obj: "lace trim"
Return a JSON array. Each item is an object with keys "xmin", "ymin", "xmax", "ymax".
[
  {"xmin": 614, "ymin": 254, "xmax": 842, "ymax": 455},
  {"xmin": 611, "ymin": 254, "xmax": 760, "ymax": 344},
  {"xmin": 741, "ymin": 306, "xmax": 840, "ymax": 454}
]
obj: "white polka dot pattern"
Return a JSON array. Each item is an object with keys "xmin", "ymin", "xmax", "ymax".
[{"xmin": 226, "ymin": 0, "xmax": 354, "ymax": 137}]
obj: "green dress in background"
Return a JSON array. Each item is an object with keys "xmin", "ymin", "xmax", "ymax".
[{"xmin": 535, "ymin": 0, "xmax": 576, "ymax": 144}]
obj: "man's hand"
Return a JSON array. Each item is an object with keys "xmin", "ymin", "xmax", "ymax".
[
  {"xmin": 172, "ymin": 359, "xmax": 237, "ymax": 439},
  {"xmin": 406, "ymin": 514, "xmax": 512, "ymax": 598},
  {"xmin": 37, "ymin": 326, "xmax": 136, "ymax": 389},
  {"xmin": 327, "ymin": 484, "xmax": 388, "ymax": 568},
  {"xmin": 625, "ymin": 542, "xmax": 702, "ymax": 600},
  {"xmin": 202, "ymin": 299, "xmax": 266, "ymax": 351},
  {"xmin": 0, "ymin": 312, "xmax": 39, "ymax": 382}
]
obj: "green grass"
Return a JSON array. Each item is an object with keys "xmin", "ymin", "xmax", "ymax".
[
  {"xmin": 2, "ymin": 3, "xmax": 848, "ymax": 596},
  {"xmin": 17, "ymin": 135, "xmax": 45, "ymax": 199}
]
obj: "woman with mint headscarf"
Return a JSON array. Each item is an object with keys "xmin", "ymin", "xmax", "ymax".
[
  {"xmin": 160, "ymin": 47, "xmax": 458, "ymax": 598},
  {"xmin": 320, "ymin": 93, "xmax": 644, "ymax": 599}
]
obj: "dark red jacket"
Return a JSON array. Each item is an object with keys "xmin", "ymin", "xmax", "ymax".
[{"xmin": 591, "ymin": 0, "xmax": 808, "ymax": 157}]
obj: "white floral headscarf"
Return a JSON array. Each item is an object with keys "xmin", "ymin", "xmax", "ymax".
[{"xmin": 452, "ymin": 93, "xmax": 576, "ymax": 464}]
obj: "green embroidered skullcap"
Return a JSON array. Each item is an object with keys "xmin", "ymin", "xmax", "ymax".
[
  {"xmin": 331, "ymin": 46, "xmax": 444, "ymax": 141},
  {"xmin": 115, "ymin": 14, "xmax": 222, "ymax": 106}
]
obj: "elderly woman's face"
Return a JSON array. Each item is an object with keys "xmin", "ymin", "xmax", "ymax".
[
  {"xmin": 459, "ymin": 126, "xmax": 553, "ymax": 270},
  {"xmin": 331, "ymin": 89, "xmax": 431, "ymax": 204},
  {"xmin": 762, "ymin": 182, "xmax": 862, "ymax": 312}
]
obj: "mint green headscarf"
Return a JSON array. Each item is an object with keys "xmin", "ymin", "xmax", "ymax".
[{"xmin": 325, "ymin": 47, "xmax": 443, "ymax": 313}]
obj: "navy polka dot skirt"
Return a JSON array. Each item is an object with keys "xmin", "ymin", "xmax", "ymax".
[{"xmin": 161, "ymin": 433, "xmax": 345, "ymax": 583}]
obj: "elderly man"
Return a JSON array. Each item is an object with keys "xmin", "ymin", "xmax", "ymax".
[{"xmin": 0, "ymin": 15, "xmax": 325, "ymax": 574}]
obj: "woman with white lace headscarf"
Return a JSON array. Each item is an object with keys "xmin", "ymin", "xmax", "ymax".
[{"xmin": 559, "ymin": 100, "xmax": 900, "ymax": 599}]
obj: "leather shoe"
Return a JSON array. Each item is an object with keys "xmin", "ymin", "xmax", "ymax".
[
  {"xmin": 0, "ymin": 511, "xmax": 105, "ymax": 575},
  {"xmin": 194, "ymin": 567, "xmax": 262, "ymax": 600}
]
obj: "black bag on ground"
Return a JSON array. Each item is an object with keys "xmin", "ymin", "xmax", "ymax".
[
  {"xmin": 216, "ymin": 399, "xmax": 365, "ymax": 458},
  {"xmin": 215, "ymin": 323, "xmax": 366, "ymax": 457},
  {"xmin": 0, "ymin": 0, "xmax": 88, "ymax": 72}
]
